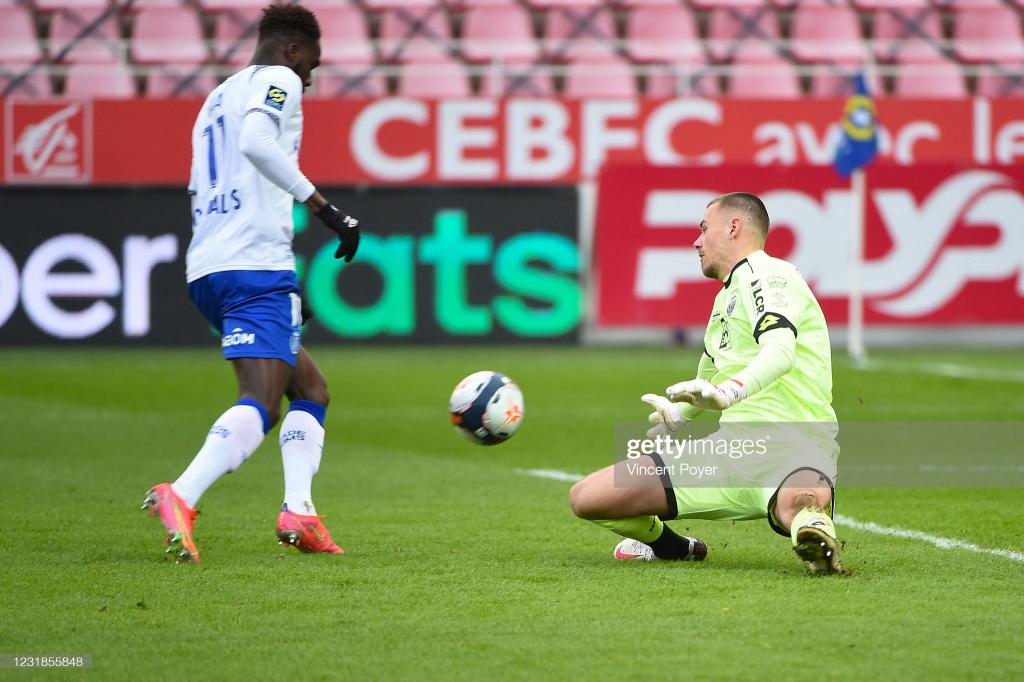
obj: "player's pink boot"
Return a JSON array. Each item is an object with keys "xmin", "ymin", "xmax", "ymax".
[
  {"xmin": 276, "ymin": 506, "xmax": 345, "ymax": 554},
  {"xmin": 141, "ymin": 483, "xmax": 200, "ymax": 564}
]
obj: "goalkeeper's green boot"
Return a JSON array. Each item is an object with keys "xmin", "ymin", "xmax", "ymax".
[{"xmin": 791, "ymin": 507, "xmax": 843, "ymax": 575}]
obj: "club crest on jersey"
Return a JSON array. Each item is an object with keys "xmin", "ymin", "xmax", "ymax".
[
  {"xmin": 265, "ymin": 86, "xmax": 287, "ymax": 111},
  {"xmin": 726, "ymin": 295, "xmax": 737, "ymax": 316}
]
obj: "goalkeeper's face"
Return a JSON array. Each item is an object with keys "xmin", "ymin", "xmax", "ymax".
[{"xmin": 694, "ymin": 203, "xmax": 729, "ymax": 280}]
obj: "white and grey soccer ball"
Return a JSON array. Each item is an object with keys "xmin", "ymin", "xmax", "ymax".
[{"xmin": 448, "ymin": 371, "xmax": 525, "ymax": 445}]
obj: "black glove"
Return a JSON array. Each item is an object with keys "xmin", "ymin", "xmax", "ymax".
[{"xmin": 315, "ymin": 203, "xmax": 360, "ymax": 263}]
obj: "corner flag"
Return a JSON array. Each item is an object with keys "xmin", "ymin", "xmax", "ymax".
[{"xmin": 833, "ymin": 74, "xmax": 877, "ymax": 178}]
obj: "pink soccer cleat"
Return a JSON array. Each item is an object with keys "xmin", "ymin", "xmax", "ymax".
[
  {"xmin": 141, "ymin": 483, "xmax": 200, "ymax": 564},
  {"xmin": 276, "ymin": 506, "xmax": 345, "ymax": 554}
]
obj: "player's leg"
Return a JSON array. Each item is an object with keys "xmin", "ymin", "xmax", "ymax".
[
  {"xmin": 275, "ymin": 348, "xmax": 343, "ymax": 554},
  {"xmin": 772, "ymin": 468, "xmax": 842, "ymax": 574},
  {"xmin": 570, "ymin": 458, "xmax": 707, "ymax": 561},
  {"xmin": 143, "ymin": 358, "xmax": 286, "ymax": 562}
]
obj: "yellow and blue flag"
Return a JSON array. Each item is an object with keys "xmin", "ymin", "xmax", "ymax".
[{"xmin": 833, "ymin": 73, "xmax": 877, "ymax": 178}]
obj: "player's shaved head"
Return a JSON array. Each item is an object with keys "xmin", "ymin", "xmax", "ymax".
[
  {"xmin": 258, "ymin": 4, "xmax": 321, "ymax": 45},
  {"xmin": 708, "ymin": 192, "xmax": 770, "ymax": 243}
]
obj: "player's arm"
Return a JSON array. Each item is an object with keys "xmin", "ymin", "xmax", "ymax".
[
  {"xmin": 642, "ymin": 347, "xmax": 716, "ymax": 436},
  {"xmin": 238, "ymin": 72, "xmax": 360, "ymax": 261},
  {"xmin": 666, "ymin": 329, "xmax": 795, "ymax": 410}
]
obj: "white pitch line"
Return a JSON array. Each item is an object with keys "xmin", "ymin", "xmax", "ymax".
[
  {"xmin": 834, "ymin": 514, "xmax": 1024, "ymax": 564},
  {"xmin": 517, "ymin": 468, "xmax": 1024, "ymax": 565},
  {"xmin": 855, "ymin": 359, "xmax": 1024, "ymax": 384}
]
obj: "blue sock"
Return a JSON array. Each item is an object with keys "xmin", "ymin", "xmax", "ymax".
[{"xmin": 288, "ymin": 399, "xmax": 326, "ymax": 426}]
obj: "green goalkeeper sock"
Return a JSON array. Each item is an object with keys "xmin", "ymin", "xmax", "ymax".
[{"xmin": 591, "ymin": 516, "xmax": 665, "ymax": 543}]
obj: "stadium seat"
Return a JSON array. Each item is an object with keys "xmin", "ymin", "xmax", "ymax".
[
  {"xmin": 872, "ymin": 6, "xmax": 944, "ymax": 63},
  {"xmin": 120, "ymin": 0, "xmax": 195, "ymax": 11},
  {"xmin": 49, "ymin": 7, "xmax": 123, "ymax": 63},
  {"xmin": 212, "ymin": 8, "xmax": 261, "ymax": 65},
  {"xmin": 34, "ymin": 0, "xmax": 112, "ymax": 11},
  {"xmin": 727, "ymin": 43, "xmax": 801, "ymax": 98},
  {"xmin": 362, "ymin": 0, "xmax": 437, "ymax": 11},
  {"xmin": 810, "ymin": 65, "xmax": 883, "ymax": 97},
  {"xmin": 893, "ymin": 57, "xmax": 967, "ymax": 98},
  {"xmin": 313, "ymin": 63, "xmax": 388, "ymax": 97},
  {"xmin": 396, "ymin": 57, "xmax": 471, "ymax": 97},
  {"xmin": 953, "ymin": 6, "xmax": 1024, "ymax": 64},
  {"xmin": 563, "ymin": 55, "xmax": 637, "ymax": 96},
  {"xmin": 544, "ymin": 5, "xmax": 618, "ymax": 62},
  {"xmin": 690, "ymin": 0, "xmax": 767, "ymax": 9},
  {"xmin": 0, "ymin": 68, "xmax": 53, "ymax": 97},
  {"xmin": 379, "ymin": 6, "xmax": 452, "ymax": 62},
  {"xmin": 479, "ymin": 59, "xmax": 556, "ymax": 96},
  {"xmin": 789, "ymin": 4, "xmax": 865, "ymax": 63},
  {"xmin": 318, "ymin": 6, "xmax": 375, "ymax": 64},
  {"xmin": 626, "ymin": 5, "xmax": 702, "ymax": 64},
  {"xmin": 63, "ymin": 60, "xmax": 137, "ymax": 97},
  {"xmin": 707, "ymin": 5, "xmax": 781, "ymax": 62},
  {"xmin": 525, "ymin": 0, "xmax": 603, "ymax": 10},
  {"xmin": 850, "ymin": 0, "xmax": 927, "ymax": 7},
  {"xmin": 645, "ymin": 57, "xmax": 722, "ymax": 97},
  {"xmin": 0, "ymin": 6, "xmax": 43, "ymax": 64},
  {"xmin": 132, "ymin": 7, "xmax": 208, "ymax": 64},
  {"xmin": 146, "ymin": 66, "xmax": 219, "ymax": 96},
  {"xmin": 976, "ymin": 64, "xmax": 1024, "ymax": 97},
  {"xmin": 462, "ymin": 3, "xmax": 539, "ymax": 63},
  {"xmin": 198, "ymin": 0, "xmax": 271, "ymax": 12}
]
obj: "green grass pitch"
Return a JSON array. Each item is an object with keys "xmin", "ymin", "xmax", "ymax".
[{"xmin": 1, "ymin": 346, "xmax": 1022, "ymax": 680}]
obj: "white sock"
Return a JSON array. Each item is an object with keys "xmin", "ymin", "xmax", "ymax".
[
  {"xmin": 172, "ymin": 404, "xmax": 266, "ymax": 508},
  {"xmin": 280, "ymin": 409, "xmax": 325, "ymax": 516}
]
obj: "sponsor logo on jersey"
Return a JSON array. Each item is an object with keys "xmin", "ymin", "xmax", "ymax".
[
  {"xmin": 222, "ymin": 327, "xmax": 256, "ymax": 347},
  {"xmin": 718, "ymin": 318, "xmax": 730, "ymax": 350},
  {"xmin": 209, "ymin": 425, "xmax": 231, "ymax": 438},
  {"xmin": 750, "ymin": 279, "xmax": 765, "ymax": 314},
  {"xmin": 767, "ymin": 275, "xmax": 787, "ymax": 288},
  {"xmin": 265, "ymin": 86, "xmax": 287, "ymax": 111}
]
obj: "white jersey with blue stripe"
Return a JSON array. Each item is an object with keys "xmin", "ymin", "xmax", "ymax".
[{"xmin": 186, "ymin": 65, "xmax": 304, "ymax": 283}]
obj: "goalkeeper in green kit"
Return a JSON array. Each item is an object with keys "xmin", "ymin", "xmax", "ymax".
[{"xmin": 570, "ymin": 192, "xmax": 843, "ymax": 574}]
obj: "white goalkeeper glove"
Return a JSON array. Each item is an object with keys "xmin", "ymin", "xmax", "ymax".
[
  {"xmin": 641, "ymin": 393, "xmax": 687, "ymax": 438},
  {"xmin": 666, "ymin": 378, "xmax": 747, "ymax": 411}
]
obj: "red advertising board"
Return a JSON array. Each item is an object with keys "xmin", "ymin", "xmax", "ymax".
[
  {"xmin": 3, "ymin": 97, "xmax": 1024, "ymax": 185},
  {"xmin": 594, "ymin": 164, "xmax": 1024, "ymax": 325}
]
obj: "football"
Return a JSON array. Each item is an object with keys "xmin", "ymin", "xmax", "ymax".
[{"xmin": 448, "ymin": 371, "xmax": 525, "ymax": 445}]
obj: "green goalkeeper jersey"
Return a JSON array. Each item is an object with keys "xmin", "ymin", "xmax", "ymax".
[{"xmin": 702, "ymin": 250, "xmax": 837, "ymax": 424}]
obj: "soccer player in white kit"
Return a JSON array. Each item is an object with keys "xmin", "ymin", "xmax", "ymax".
[{"xmin": 142, "ymin": 5, "xmax": 360, "ymax": 563}]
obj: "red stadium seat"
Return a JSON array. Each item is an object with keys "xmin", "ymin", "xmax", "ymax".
[
  {"xmin": 789, "ymin": 4, "xmax": 865, "ymax": 63},
  {"xmin": 121, "ymin": 0, "xmax": 195, "ymax": 10},
  {"xmin": 728, "ymin": 42, "xmax": 801, "ymax": 98},
  {"xmin": 810, "ymin": 66, "xmax": 882, "ymax": 97},
  {"xmin": 0, "ymin": 68, "xmax": 53, "ymax": 97},
  {"xmin": 379, "ymin": 6, "xmax": 452, "ymax": 62},
  {"xmin": 479, "ymin": 59, "xmax": 556, "ymax": 96},
  {"xmin": 313, "ymin": 63, "xmax": 388, "ymax": 97},
  {"xmin": 132, "ymin": 7, "xmax": 208, "ymax": 64},
  {"xmin": 318, "ymin": 5, "xmax": 375, "ymax": 64},
  {"xmin": 212, "ymin": 8, "xmax": 260, "ymax": 65},
  {"xmin": 707, "ymin": 5, "xmax": 781, "ymax": 62},
  {"xmin": 396, "ymin": 57, "xmax": 471, "ymax": 97},
  {"xmin": 63, "ymin": 61, "xmax": 137, "ymax": 97},
  {"xmin": 953, "ymin": 6, "xmax": 1024, "ymax": 64},
  {"xmin": 627, "ymin": 5, "xmax": 702, "ymax": 64},
  {"xmin": 146, "ymin": 65, "xmax": 219, "ymax": 96},
  {"xmin": 199, "ymin": 0, "xmax": 270, "ymax": 12},
  {"xmin": 49, "ymin": 7, "xmax": 122, "ymax": 63},
  {"xmin": 563, "ymin": 55, "xmax": 637, "ymax": 96},
  {"xmin": 976, "ymin": 64, "xmax": 1024, "ymax": 97},
  {"xmin": 872, "ymin": 6, "xmax": 944, "ymax": 62},
  {"xmin": 0, "ymin": 6, "xmax": 43, "ymax": 64},
  {"xmin": 690, "ymin": 0, "xmax": 767, "ymax": 9},
  {"xmin": 645, "ymin": 56, "xmax": 722, "ymax": 97},
  {"xmin": 850, "ymin": 0, "xmax": 927, "ymax": 7},
  {"xmin": 544, "ymin": 5, "xmax": 618, "ymax": 62},
  {"xmin": 525, "ymin": 0, "xmax": 603, "ymax": 11},
  {"xmin": 462, "ymin": 3, "xmax": 539, "ymax": 63},
  {"xmin": 893, "ymin": 57, "xmax": 967, "ymax": 98},
  {"xmin": 362, "ymin": 0, "xmax": 437, "ymax": 11},
  {"xmin": 35, "ymin": 0, "xmax": 111, "ymax": 11}
]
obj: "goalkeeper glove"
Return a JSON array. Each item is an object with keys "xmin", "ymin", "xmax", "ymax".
[
  {"xmin": 316, "ymin": 203, "xmax": 361, "ymax": 262},
  {"xmin": 666, "ymin": 378, "xmax": 747, "ymax": 411},
  {"xmin": 641, "ymin": 393, "xmax": 687, "ymax": 438}
]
